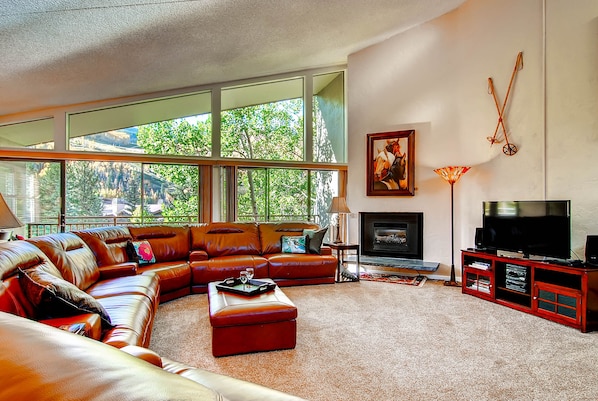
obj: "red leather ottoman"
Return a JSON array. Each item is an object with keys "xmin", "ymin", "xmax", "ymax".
[{"xmin": 208, "ymin": 279, "xmax": 297, "ymax": 357}]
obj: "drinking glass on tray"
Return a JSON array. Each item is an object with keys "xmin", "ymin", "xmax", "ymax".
[
  {"xmin": 245, "ymin": 267, "xmax": 254, "ymax": 283},
  {"xmin": 239, "ymin": 271, "xmax": 249, "ymax": 289}
]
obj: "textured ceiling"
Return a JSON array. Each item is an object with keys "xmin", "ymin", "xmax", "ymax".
[{"xmin": 0, "ymin": 0, "xmax": 465, "ymax": 117}]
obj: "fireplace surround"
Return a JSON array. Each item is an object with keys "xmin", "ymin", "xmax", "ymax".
[{"xmin": 360, "ymin": 212, "xmax": 423, "ymax": 260}]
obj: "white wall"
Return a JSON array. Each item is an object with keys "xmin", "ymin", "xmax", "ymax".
[{"xmin": 347, "ymin": 0, "xmax": 598, "ymax": 280}]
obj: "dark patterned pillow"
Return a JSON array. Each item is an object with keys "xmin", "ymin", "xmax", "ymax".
[
  {"xmin": 19, "ymin": 267, "xmax": 113, "ymax": 330},
  {"xmin": 281, "ymin": 235, "xmax": 308, "ymax": 254},
  {"xmin": 303, "ymin": 227, "xmax": 328, "ymax": 254},
  {"xmin": 125, "ymin": 240, "xmax": 138, "ymax": 262}
]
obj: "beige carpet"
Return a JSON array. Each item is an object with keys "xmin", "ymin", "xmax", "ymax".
[{"xmin": 150, "ymin": 280, "xmax": 598, "ymax": 401}]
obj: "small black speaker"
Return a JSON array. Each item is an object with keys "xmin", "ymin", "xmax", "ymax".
[
  {"xmin": 475, "ymin": 227, "xmax": 484, "ymax": 249},
  {"xmin": 586, "ymin": 235, "xmax": 598, "ymax": 266}
]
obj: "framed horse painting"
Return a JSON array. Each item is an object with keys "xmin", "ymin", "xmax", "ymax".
[{"xmin": 366, "ymin": 130, "xmax": 415, "ymax": 196}]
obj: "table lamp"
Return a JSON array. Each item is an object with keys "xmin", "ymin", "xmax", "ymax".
[
  {"xmin": 328, "ymin": 196, "xmax": 351, "ymax": 243},
  {"xmin": 0, "ymin": 193, "xmax": 23, "ymax": 241}
]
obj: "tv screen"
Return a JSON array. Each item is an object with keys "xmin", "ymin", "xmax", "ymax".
[{"xmin": 482, "ymin": 200, "xmax": 571, "ymax": 260}]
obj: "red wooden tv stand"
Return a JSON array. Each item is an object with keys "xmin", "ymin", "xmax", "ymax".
[{"xmin": 461, "ymin": 250, "xmax": 598, "ymax": 332}]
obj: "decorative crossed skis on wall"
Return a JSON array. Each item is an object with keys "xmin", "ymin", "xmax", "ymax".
[{"xmin": 487, "ymin": 51, "xmax": 523, "ymax": 156}]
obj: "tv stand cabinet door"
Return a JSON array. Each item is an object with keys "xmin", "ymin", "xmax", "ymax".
[
  {"xmin": 532, "ymin": 282, "xmax": 582, "ymax": 329},
  {"xmin": 462, "ymin": 267, "xmax": 494, "ymax": 300}
]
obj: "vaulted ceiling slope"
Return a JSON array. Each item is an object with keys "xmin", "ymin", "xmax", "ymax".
[{"xmin": 0, "ymin": 0, "xmax": 465, "ymax": 117}]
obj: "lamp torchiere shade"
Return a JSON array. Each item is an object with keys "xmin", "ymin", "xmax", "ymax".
[
  {"xmin": 0, "ymin": 193, "xmax": 23, "ymax": 229},
  {"xmin": 434, "ymin": 166, "xmax": 470, "ymax": 287},
  {"xmin": 433, "ymin": 166, "xmax": 471, "ymax": 184}
]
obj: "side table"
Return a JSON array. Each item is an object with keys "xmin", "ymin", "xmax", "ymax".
[{"xmin": 325, "ymin": 242, "xmax": 360, "ymax": 282}]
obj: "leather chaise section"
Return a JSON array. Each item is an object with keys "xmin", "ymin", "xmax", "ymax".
[{"xmin": 97, "ymin": 293, "xmax": 155, "ymax": 348}]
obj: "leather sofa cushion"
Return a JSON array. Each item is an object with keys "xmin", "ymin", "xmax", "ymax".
[
  {"xmin": 191, "ymin": 255, "xmax": 269, "ymax": 285},
  {"xmin": 0, "ymin": 312, "xmax": 222, "ymax": 401},
  {"xmin": 0, "ymin": 240, "xmax": 55, "ymax": 281},
  {"xmin": 97, "ymin": 293, "xmax": 155, "ymax": 348},
  {"xmin": 28, "ymin": 232, "xmax": 100, "ymax": 291},
  {"xmin": 259, "ymin": 222, "xmax": 320, "ymax": 255},
  {"xmin": 73, "ymin": 226, "xmax": 132, "ymax": 267},
  {"xmin": 128, "ymin": 226, "xmax": 190, "ymax": 262},
  {"xmin": 267, "ymin": 253, "xmax": 338, "ymax": 279},
  {"xmin": 190, "ymin": 222, "xmax": 261, "ymax": 257},
  {"xmin": 136, "ymin": 261, "xmax": 191, "ymax": 293},
  {"xmin": 86, "ymin": 273, "xmax": 160, "ymax": 305}
]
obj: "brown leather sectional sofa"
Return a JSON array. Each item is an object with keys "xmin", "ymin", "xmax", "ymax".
[
  {"xmin": 0, "ymin": 311, "xmax": 305, "ymax": 400},
  {"xmin": 0, "ymin": 221, "xmax": 336, "ymax": 400}
]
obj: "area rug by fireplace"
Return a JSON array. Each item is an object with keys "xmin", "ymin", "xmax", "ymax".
[{"xmin": 359, "ymin": 272, "xmax": 427, "ymax": 287}]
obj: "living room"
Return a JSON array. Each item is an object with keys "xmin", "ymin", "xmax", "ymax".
[
  {"xmin": 1, "ymin": 0, "xmax": 596, "ymax": 280},
  {"xmin": 1, "ymin": 0, "xmax": 598, "ymax": 400}
]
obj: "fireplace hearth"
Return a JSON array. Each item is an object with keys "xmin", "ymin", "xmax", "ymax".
[{"xmin": 360, "ymin": 212, "xmax": 423, "ymax": 260}]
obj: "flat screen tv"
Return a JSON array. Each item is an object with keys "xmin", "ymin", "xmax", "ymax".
[{"xmin": 482, "ymin": 200, "xmax": 571, "ymax": 260}]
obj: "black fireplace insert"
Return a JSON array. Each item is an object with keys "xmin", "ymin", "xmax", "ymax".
[{"xmin": 360, "ymin": 212, "xmax": 423, "ymax": 260}]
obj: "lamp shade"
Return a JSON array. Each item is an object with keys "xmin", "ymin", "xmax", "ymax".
[
  {"xmin": 434, "ymin": 166, "xmax": 471, "ymax": 185},
  {"xmin": 0, "ymin": 193, "xmax": 23, "ymax": 229},
  {"xmin": 328, "ymin": 197, "xmax": 351, "ymax": 214}
]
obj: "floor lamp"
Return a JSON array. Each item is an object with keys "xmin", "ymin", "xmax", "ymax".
[{"xmin": 434, "ymin": 166, "xmax": 471, "ymax": 287}]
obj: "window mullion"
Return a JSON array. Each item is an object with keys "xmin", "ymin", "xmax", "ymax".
[
  {"xmin": 265, "ymin": 169, "xmax": 270, "ymax": 221},
  {"xmin": 304, "ymin": 75, "xmax": 313, "ymax": 163},
  {"xmin": 307, "ymin": 169, "xmax": 312, "ymax": 222},
  {"xmin": 212, "ymin": 88, "xmax": 222, "ymax": 158}
]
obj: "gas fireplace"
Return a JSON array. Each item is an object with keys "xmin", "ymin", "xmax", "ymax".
[{"xmin": 360, "ymin": 212, "xmax": 423, "ymax": 260}]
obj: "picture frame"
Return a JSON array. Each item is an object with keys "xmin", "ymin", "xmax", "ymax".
[{"xmin": 366, "ymin": 130, "xmax": 415, "ymax": 196}]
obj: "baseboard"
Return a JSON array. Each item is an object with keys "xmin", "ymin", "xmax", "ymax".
[
  {"xmin": 426, "ymin": 274, "xmax": 456, "ymax": 282},
  {"xmin": 359, "ymin": 268, "xmax": 454, "ymax": 283}
]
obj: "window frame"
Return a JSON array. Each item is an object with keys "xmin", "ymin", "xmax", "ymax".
[{"xmin": 0, "ymin": 66, "xmax": 348, "ymax": 225}]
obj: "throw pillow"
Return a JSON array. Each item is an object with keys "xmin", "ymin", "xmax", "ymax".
[
  {"xmin": 128, "ymin": 240, "xmax": 156, "ymax": 265},
  {"xmin": 17, "ymin": 263, "xmax": 63, "ymax": 305},
  {"xmin": 303, "ymin": 227, "xmax": 328, "ymax": 254},
  {"xmin": 281, "ymin": 235, "xmax": 308, "ymax": 254},
  {"xmin": 19, "ymin": 267, "xmax": 113, "ymax": 330},
  {"xmin": 125, "ymin": 240, "xmax": 138, "ymax": 262}
]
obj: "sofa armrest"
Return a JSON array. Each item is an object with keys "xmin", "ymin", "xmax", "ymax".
[
  {"xmin": 40, "ymin": 313, "xmax": 103, "ymax": 340},
  {"xmin": 99, "ymin": 262, "xmax": 138, "ymax": 280},
  {"xmin": 189, "ymin": 250, "xmax": 209, "ymax": 262},
  {"xmin": 120, "ymin": 345, "xmax": 163, "ymax": 368},
  {"xmin": 320, "ymin": 246, "xmax": 332, "ymax": 256}
]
